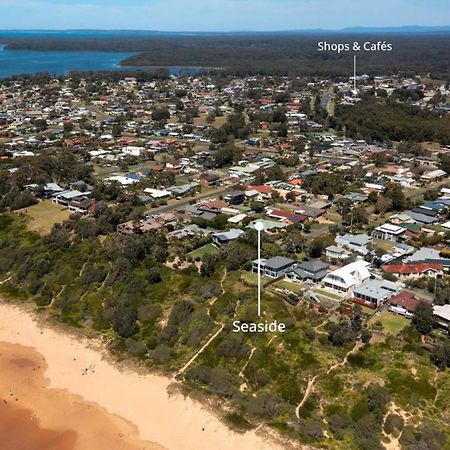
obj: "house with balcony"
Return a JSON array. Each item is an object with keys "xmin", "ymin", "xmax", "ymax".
[
  {"xmin": 212, "ymin": 228, "xmax": 245, "ymax": 246},
  {"xmin": 433, "ymin": 304, "xmax": 450, "ymax": 331},
  {"xmin": 285, "ymin": 260, "xmax": 329, "ymax": 283},
  {"xmin": 325, "ymin": 245, "xmax": 350, "ymax": 261},
  {"xmin": 252, "ymin": 256, "xmax": 296, "ymax": 279},
  {"xmin": 322, "ymin": 260, "xmax": 372, "ymax": 295},
  {"xmin": 372, "ymin": 223, "xmax": 406, "ymax": 242},
  {"xmin": 353, "ymin": 278, "xmax": 401, "ymax": 308},
  {"xmin": 336, "ymin": 233, "xmax": 372, "ymax": 256}
]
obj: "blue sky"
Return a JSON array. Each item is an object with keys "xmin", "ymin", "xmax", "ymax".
[{"xmin": 0, "ymin": 0, "xmax": 449, "ymax": 31}]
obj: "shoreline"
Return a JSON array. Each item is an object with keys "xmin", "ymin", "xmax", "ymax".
[
  {"xmin": 0, "ymin": 340, "xmax": 161, "ymax": 450},
  {"xmin": 0, "ymin": 298, "xmax": 291, "ymax": 450}
]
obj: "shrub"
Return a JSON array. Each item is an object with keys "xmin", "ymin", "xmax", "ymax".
[{"xmin": 224, "ymin": 413, "xmax": 254, "ymax": 433}]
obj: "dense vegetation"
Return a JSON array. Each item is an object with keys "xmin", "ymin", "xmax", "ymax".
[
  {"xmin": 335, "ymin": 98, "xmax": 450, "ymax": 144},
  {"xmin": 3, "ymin": 34, "xmax": 450, "ymax": 78},
  {"xmin": 0, "ymin": 213, "xmax": 449, "ymax": 449}
]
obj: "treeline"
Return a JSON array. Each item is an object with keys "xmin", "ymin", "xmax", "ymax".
[
  {"xmin": 334, "ymin": 98, "xmax": 450, "ymax": 144},
  {"xmin": 3, "ymin": 34, "xmax": 450, "ymax": 78},
  {"xmin": 0, "ymin": 68, "xmax": 170, "ymax": 85}
]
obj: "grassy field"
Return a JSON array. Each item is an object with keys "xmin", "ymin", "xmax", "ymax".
[
  {"xmin": 15, "ymin": 201, "xmax": 71, "ymax": 235},
  {"xmin": 194, "ymin": 113, "xmax": 228, "ymax": 128},
  {"xmin": 188, "ymin": 243, "xmax": 218, "ymax": 259},
  {"xmin": 369, "ymin": 310, "xmax": 409, "ymax": 335}
]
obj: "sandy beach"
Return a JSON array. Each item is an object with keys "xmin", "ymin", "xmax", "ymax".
[{"xmin": 0, "ymin": 300, "xmax": 287, "ymax": 450}]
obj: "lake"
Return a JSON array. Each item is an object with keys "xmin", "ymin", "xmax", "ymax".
[{"xmin": 0, "ymin": 46, "xmax": 198, "ymax": 78}]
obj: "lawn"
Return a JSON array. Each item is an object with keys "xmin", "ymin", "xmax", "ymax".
[
  {"xmin": 310, "ymin": 222, "xmax": 328, "ymax": 231},
  {"xmin": 369, "ymin": 310, "xmax": 409, "ymax": 336},
  {"xmin": 325, "ymin": 210, "xmax": 342, "ymax": 223},
  {"xmin": 313, "ymin": 288, "xmax": 342, "ymax": 301},
  {"xmin": 360, "ymin": 305, "xmax": 377, "ymax": 316},
  {"xmin": 373, "ymin": 239, "xmax": 395, "ymax": 252},
  {"xmin": 273, "ymin": 279, "xmax": 304, "ymax": 293},
  {"xmin": 15, "ymin": 201, "xmax": 71, "ymax": 235},
  {"xmin": 188, "ymin": 243, "xmax": 218, "ymax": 259},
  {"xmin": 241, "ymin": 270, "xmax": 270, "ymax": 286}
]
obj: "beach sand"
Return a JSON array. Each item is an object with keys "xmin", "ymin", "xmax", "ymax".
[
  {"xmin": 0, "ymin": 300, "xmax": 288, "ymax": 450},
  {"xmin": 0, "ymin": 341, "xmax": 161, "ymax": 450}
]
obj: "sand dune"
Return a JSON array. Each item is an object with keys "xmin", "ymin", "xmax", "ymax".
[{"xmin": 0, "ymin": 300, "xmax": 288, "ymax": 450}]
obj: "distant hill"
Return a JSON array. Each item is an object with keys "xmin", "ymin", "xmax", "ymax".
[
  {"xmin": 1, "ymin": 26, "xmax": 450, "ymax": 37},
  {"xmin": 341, "ymin": 25, "xmax": 450, "ymax": 34}
]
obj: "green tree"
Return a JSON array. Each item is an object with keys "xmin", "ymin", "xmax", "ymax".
[
  {"xmin": 201, "ymin": 253, "xmax": 216, "ymax": 278},
  {"xmin": 412, "ymin": 302, "xmax": 434, "ymax": 335}
]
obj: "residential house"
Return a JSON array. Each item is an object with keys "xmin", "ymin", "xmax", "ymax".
[
  {"xmin": 405, "ymin": 210, "xmax": 438, "ymax": 225},
  {"xmin": 353, "ymin": 278, "xmax": 401, "ymax": 308},
  {"xmin": 168, "ymin": 182, "xmax": 199, "ymax": 198},
  {"xmin": 388, "ymin": 213, "xmax": 416, "ymax": 225},
  {"xmin": 388, "ymin": 291, "xmax": 431, "ymax": 318},
  {"xmin": 420, "ymin": 169, "xmax": 447, "ymax": 182},
  {"xmin": 336, "ymin": 233, "xmax": 372, "ymax": 256},
  {"xmin": 247, "ymin": 185, "xmax": 273, "ymax": 201},
  {"xmin": 167, "ymin": 224, "xmax": 210, "ymax": 239},
  {"xmin": 294, "ymin": 205, "xmax": 324, "ymax": 220},
  {"xmin": 344, "ymin": 192, "xmax": 368, "ymax": 204},
  {"xmin": 381, "ymin": 263, "xmax": 444, "ymax": 279},
  {"xmin": 212, "ymin": 229, "xmax": 245, "ymax": 246},
  {"xmin": 322, "ymin": 260, "xmax": 372, "ymax": 295},
  {"xmin": 53, "ymin": 190, "xmax": 88, "ymax": 207},
  {"xmin": 433, "ymin": 304, "xmax": 450, "ymax": 331},
  {"xmin": 224, "ymin": 191, "xmax": 246, "ymax": 206},
  {"xmin": 372, "ymin": 223, "xmax": 406, "ymax": 242},
  {"xmin": 68, "ymin": 197, "xmax": 96, "ymax": 216},
  {"xmin": 227, "ymin": 213, "xmax": 248, "ymax": 225},
  {"xmin": 248, "ymin": 219, "xmax": 287, "ymax": 232},
  {"xmin": 253, "ymin": 256, "xmax": 296, "ymax": 279},
  {"xmin": 144, "ymin": 188, "xmax": 172, "ymax": 201},
  {"xmin": 199, "ymin": 173, "xmax": 221, "ymax": 188},
  {"xmin": 286, "ymin": 260, "xmax": 329, "ymax": 283},
  {"xmin": 266, "ymin": 208, "xmax": 307, "ymax": 225},
  {"xmin": 405, "ymin": 247, "xmax": 450, "ymax": 270},
  {"xmin": 325, "ymin": 245, "xmax": 350, "ymax": 261}
]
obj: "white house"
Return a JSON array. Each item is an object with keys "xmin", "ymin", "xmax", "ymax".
[
  {"xmin": 105, "ymin": 175, "xmax": 139, "ymax": 186},
  {"xmin": 322, "ymin": 260, "xmax": 372, "ymax": 295},
  {"xmin": 372, "ymin": 223, "xmax": 406, "ymax": 242},
  {"xmin": 144, "ymin": 188, "xmax": 172, "ymax": 201},
  {"xmin": 325, "ymin": 245, "xmax": 350, "ymax": 261},
  {"xmin": 122, "ymin": 146, "xmax": 144, "ymax": 157}
]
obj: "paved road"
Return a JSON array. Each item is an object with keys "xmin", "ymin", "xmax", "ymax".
[
  {"xmin": 145, "ymin": 186, "xmax": 231, "ymax": 215},
  {"xmin": 321, "ymin": 88, "xmax": 335, "ymax": 116}
]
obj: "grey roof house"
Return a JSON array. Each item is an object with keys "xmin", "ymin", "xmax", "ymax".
[
  {"xmin": 212, "ymin": 229, "xmax": 245, "ymax": 246},
  {"xmin": 353, "ymin": 279, "xmax": 401, "ymax": 308},
  {"xmin": 286, "ymin": 260, "xmax": 329, "ymax": 282},
  {"xmin": 335, "ymin": 233, "xmax": 372, "ymax": 255},
  {"xmin": 253, "ymin": 256, "xmax": 296, "ymax": 279}
]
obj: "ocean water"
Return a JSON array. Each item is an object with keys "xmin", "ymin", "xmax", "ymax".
[{"xmin": 0, "ymin": 45, "xmax": 198, "ymax": 78}]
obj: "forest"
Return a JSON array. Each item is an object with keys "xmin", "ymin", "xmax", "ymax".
[
  {"xmin": 334, "ymin": 98, "xmax": 450, "ymax": 144},
  {"xmin": 3, "ymin": 33, "xmax": 450, "ymax": 79}
]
